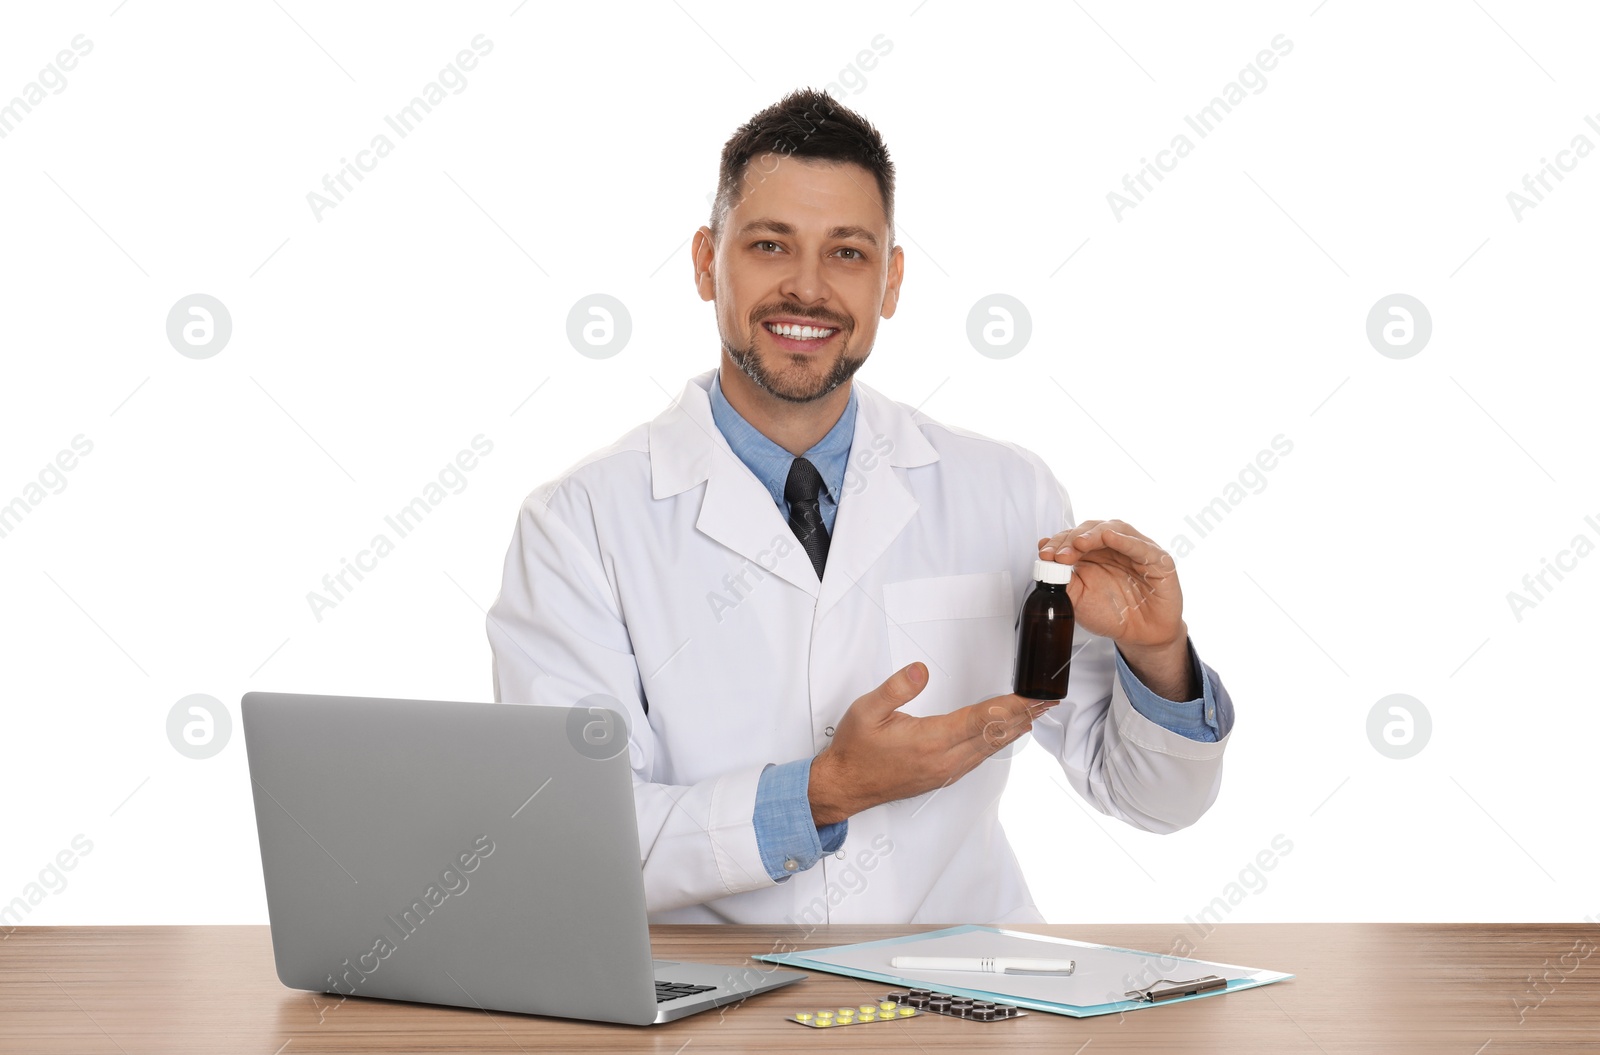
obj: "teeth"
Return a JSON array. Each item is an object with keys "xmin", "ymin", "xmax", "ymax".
[{"xmin": 768, "ymin": 322, "xmax": 836, "ymax": 339}]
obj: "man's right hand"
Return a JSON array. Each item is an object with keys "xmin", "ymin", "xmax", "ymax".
[{"xmin": 807, "ymin": 662, "xmax": 1059, "ymax": 827}]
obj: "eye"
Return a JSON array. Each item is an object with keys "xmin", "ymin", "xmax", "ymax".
[
  {"xmin": 834, "ymin": 247, "xmax": 865, "ymax": 260},
  {"xmin": 753, "ymin": 240, "xmax": 782, "ymax": 253}
]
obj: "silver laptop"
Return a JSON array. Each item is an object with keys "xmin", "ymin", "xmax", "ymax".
[{"xmin": 241, "ymin": 691, "xmax": 805, "ymax": 1025}]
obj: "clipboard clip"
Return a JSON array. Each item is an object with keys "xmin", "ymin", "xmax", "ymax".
[{"xmin": 1124, "ymin": 975, "xmax": 1227, "ymax": 1002}]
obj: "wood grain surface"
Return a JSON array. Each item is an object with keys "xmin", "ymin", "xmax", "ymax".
[{"xmin": 1, "ymin": 923, "xmax": 1596, "ymax": 1053}]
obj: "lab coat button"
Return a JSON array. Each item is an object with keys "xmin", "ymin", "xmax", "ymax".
[
  {"xmin": 824, "ymin": 726, "xmax": 835, "ymax": 737},
  {"xmin": 835, "ymin": 850, "xmax": 845, "ymax": 860},
  {"xmin": 783, "ymin": 858, "xmax": 799, "ymax": 872}
]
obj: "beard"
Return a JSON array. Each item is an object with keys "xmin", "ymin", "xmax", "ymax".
[{"xmin": 720, "ymin": 308, "xmax": 869, "ymax": 405}]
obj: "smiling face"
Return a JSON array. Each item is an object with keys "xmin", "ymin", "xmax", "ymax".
[{"xmin": 693, "ymin": 154, "xmax": 903, "ymax": 405}]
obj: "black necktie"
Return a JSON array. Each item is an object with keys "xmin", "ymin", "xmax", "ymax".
[{"xmin": 785, "ymin": 457, "xmax": 831, "ymax": 580}]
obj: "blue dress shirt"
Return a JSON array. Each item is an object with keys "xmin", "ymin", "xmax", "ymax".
[
  {"xmin": 708, "ymin": 369, "xmax": 856, "ymax": 535},
  {"xmin": 706, "ymin": 370, "xmax": 1234, "ymax": 883}
]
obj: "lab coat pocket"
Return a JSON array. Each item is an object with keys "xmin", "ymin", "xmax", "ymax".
[{"xmin": 881, "ymin": 570, "xmax": 1016, "ymax": 718}]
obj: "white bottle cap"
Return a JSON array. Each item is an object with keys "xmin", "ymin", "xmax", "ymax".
[{"xmin": 1033, "ymin": 558, "xmax": 1072, "ymax": 584}]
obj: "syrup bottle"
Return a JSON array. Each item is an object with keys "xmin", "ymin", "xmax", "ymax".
[{"xmin": 1013, "ymin": 559, "xmax": 1074, "ymax": 700}]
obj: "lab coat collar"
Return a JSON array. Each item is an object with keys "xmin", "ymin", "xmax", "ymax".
[{"xmin": 648, "ymin": 368, "xmax": 938, "ymax": 611}]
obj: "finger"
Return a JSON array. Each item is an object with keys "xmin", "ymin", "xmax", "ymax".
[
  {"xmin": 978, "ymin": 716, "xmax": 1031, "ymax": 750},
  {"xmin": 1100, "ymin": 519, "xmax": 1161, "ymax": 548},
  {"xmin": 964, "ymin": 695, "xmax": 1054, "ymax": 742},
  {"xmin": 958, "ymin": 706, "xmax": 1046, "ymax": 770},
  {"xmin": 854, "ymin": 662, "xmax": 928, "ymax": 724},
  {"xmin": 1088, "ymin": 526, "xmax": 1174, "ymax": 570},
  {"xmin": 1040, "ymin": 520, "xmax": 1105, "ymax": 559},
  {"xmin": 1066, "ymin": 521, "xmax": 1161, "ymax": 563},
  {"xmin": 943, "ymin": 720, "xmax": 1022, "ymax": 775},
  {"xmin": 1062, "ymin": 544, "xmax": 1143, "ymax": 576}
]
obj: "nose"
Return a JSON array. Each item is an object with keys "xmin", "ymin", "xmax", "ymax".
[{"xmin": 778, "ymin": 249, "xmax": 829, "ymax": 308}]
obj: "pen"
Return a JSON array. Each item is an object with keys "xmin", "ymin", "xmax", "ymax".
[{"xmin": 889, "ymin": 956, "xmax": 1076, "ymax": 975}]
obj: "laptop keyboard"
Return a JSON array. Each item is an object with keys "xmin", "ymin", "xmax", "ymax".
[{"xmin": 656, "ymin": 980, "xmax": 718, "ymax": 1003}]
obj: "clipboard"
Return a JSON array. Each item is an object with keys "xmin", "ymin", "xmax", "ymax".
[{"xmin": 753, "ymin": 925, "xmax": 1293, "ymax": 1018}]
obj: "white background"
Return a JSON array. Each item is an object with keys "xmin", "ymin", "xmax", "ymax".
[{"xmin": 1, "ymin": 0, "xmax": 1595, "ymax": 927}]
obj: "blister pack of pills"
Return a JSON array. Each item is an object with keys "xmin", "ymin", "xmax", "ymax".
[
  {"xmin": 786, "ymin": 989, "xmax": 1028, "ymax": 1027},
  {"xmin": 787, "ymin": 1000, "xmax": 920, "ymax": 1027},
  {"xmin": 887, "ymin": 987, "xmax": 1026, "ymax": 1021}
]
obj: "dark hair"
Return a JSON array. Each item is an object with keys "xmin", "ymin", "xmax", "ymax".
[{"xmin": 711, "ymin": 88, "xmax": 895, "ymax": 238}]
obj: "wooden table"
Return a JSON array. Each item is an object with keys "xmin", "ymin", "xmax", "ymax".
[{"xmin": 2, "ymin": 924, "xmax": 1595, "ymax": 1052}]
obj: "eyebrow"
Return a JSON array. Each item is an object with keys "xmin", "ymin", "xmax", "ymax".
[{"xmin": 739, "ymin": 218, "xmax": 880, "ymax": 249}]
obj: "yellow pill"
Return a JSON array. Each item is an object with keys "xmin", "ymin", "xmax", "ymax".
[
  {"xmin": 795, "ymin": 1012, "xmax": 813, "ymax": 1022},
  {"xmin": 879, "ymin": 1001, "xmax": 897, "ymax": 1011},
  {"xmin": 837, "ymin": 1008, "xmax": 855, "ymax": 1016},
  {"xmin": 898, "ymin": 1006, "xmax": 917, "ymax": 1016},
  {"xmin": 859, "ymin": 1004, "xmax": 878, "ymax": 1014},
  {"xmin": 816, "ymin": 1010, "xmax": 834, "ymax": 1018}
]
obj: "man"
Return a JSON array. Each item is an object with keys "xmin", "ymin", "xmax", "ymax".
[{"xmin": 487, "ymin": 89, "xmax": 1234, "ymax": 925}]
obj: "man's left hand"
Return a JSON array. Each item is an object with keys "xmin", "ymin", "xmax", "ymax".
[{"xmin": 1039, "ymin": 520, "xmax": 1194, "ymax": 700}]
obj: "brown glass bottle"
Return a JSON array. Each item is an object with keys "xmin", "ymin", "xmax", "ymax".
[{"xmin": 1013, "ymin": 559, "xmax": 1074, "ymax": 700}]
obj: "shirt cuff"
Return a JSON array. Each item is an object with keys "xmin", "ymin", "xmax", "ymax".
[
  {"xmin": 753, "ymin": 757, "xmax": 849, "ymax": 883},
  {"xmin": 1114, "ymin": 636, "xmax": 1234, "ymax": 742}
]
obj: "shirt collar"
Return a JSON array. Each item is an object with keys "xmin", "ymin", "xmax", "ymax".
[{"xmin": 708, "ymin": 369, "xmax": 857, "ymax": 507}]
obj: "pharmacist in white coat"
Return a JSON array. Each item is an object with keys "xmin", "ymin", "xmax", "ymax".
[{"xmin": 487, "ymin": 90, "xmax": 1234, "ymax": 925}]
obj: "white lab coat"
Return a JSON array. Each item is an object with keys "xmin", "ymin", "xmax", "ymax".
[{"xmin": 487, "ymin": 368, "xmax": 1230, "ymax": 925}]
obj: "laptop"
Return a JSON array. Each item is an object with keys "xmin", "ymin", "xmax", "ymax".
[{"xmin": 241, "ymin": 691, "xmax": 806, "ymax": 1025}]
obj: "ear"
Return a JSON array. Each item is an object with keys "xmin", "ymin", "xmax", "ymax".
[
  {"xmin": 880, "ymin": 244, "xmax": 905, "ymax": 320},
  {"xmin": 692, "ymin": 226, "xmax": 716, "ymax": 303}
]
